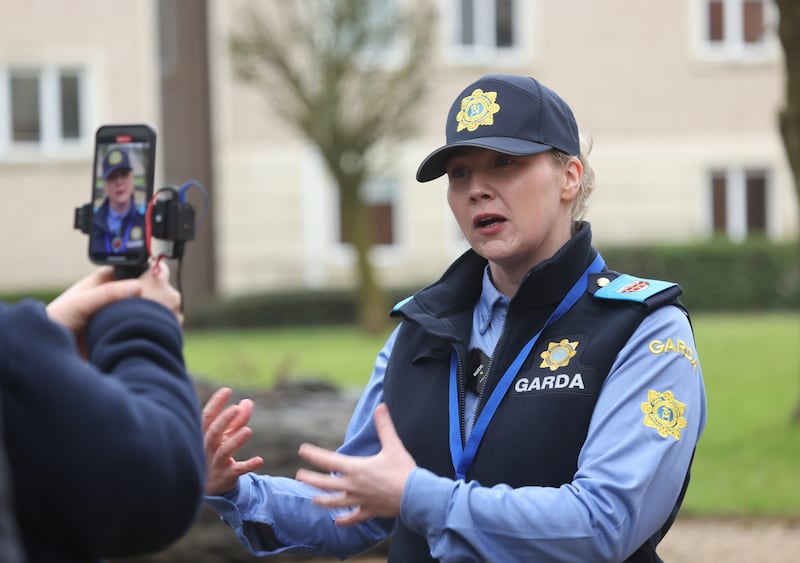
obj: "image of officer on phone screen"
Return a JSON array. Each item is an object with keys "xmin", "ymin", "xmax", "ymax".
[{"xmin": 90, "ymin": 147, "xmax": 146, "ymax": 258}]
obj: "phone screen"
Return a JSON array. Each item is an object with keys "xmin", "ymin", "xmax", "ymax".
[{"xmin": 88, "ymin": 124, "xmax": 156, "ymax": 266}]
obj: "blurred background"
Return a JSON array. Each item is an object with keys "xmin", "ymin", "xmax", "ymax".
[
  {"xmin": 0, "ymin": 0, "xmax": 796, "ymax": 309},
  {"xmin": 1, "ymin": 0, "xmax": 798, "ymax": 561}
]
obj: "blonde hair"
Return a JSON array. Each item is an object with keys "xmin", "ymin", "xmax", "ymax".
[{"xmin": 551, "ymin": 135, "xmax": 596, "ymax": 221}]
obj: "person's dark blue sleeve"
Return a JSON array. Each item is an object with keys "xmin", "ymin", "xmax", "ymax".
[
  {"xmin": 0, "ymin": 397, "xmax": 26, "ymax": 563},
  {"xmin": 0, "ymin": 298, "xmax": 205, "ymax": 559}
]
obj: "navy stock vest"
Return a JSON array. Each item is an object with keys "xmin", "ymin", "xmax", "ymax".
[{"xmin": 383, "ymin": 225, "xmax": 689, "ymax": 563}]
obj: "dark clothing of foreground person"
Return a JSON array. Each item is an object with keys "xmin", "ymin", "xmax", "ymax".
[
  {"xmin": 0, "ymin": 399, "xmax": 25, "ymax": 563},
  {"xmin": 0, "ymin": 291, "xmax": 205, "ymax": 562}
]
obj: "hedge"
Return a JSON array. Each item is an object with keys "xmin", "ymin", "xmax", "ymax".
[
  {"xmin": 3, "ymin": 240, "xmax": 796, "ymax": 328},
  {"xmin": 184, "ymin": 239, "xmax": 799, "ymax": 329},
  {"xmin": 597, "ymin": 238, "xmax": 799, "ymax": 312}
]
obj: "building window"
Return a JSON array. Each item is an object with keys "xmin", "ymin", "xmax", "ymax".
[
  {"xmin": 60, "ymin": 72, "xmax": 82, "ymax": 139},
  {"xmin": 354, "ymin": 0, "xmax": 404, "ymax": 67},
  {"xmin": 1, "ymin": 66, "xmax": 87, "ymax": 152},
  {"xmin": 701, "ymin": 0, "xmax": 775, "ymax": 57},
  {"xmin": 10, "ymin": 73, "xmax": 40, "ymax": 142},
  {"xmin": 339, "ymin": 178, "xmax": 397, "ymax": 247},
  {"xmin": 710, "ymin": 168, "xmax": 769, "ymax": 241},
  {"xmin": 454, "ymin": 0, "xmax": 517, "ymax": 54}
]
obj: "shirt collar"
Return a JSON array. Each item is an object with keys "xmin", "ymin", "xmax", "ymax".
[
  {"xmin": 476, "ymin": 266, "xmax": 509, "ymax": 335},
  {"xmin": 108, "ymin": 207, "xmax": 126, "ymax": 221}
]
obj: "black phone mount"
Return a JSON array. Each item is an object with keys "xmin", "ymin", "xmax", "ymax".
[{"xmin": 74, "ymin": 186, "xmax": 197, "ymax": 279}]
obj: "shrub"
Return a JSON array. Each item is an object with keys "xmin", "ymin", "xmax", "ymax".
[
  {"xmin": 7, "ymin": 240, "xmax": 795, "ymax": 328},
  {"xmin": 598, "ymin": 238, "xmax": 799, "ymax": 312}
]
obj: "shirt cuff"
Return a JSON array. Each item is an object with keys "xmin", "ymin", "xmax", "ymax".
[
  {"xmin": 204, "ymin": 482, "xmax": 244, "ymax": 527},
  {"xmin": 400, "ymin": 467, "xmax": 454, "ymax": 540}
]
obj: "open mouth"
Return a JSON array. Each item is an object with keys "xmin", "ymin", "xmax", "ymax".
[{"xmin": 475, "ymin": 215, "xmax": 506, "ymax": 228}]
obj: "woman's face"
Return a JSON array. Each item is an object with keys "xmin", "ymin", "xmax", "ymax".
[
  {"xmin": 104, "ymin": 168, "xmax": 135, "ymax": 213},
  {"xmin": 446, "ymin": 147, "xmax": 581, "ymax": 289}
]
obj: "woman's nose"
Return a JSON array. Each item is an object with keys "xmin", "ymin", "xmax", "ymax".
[{"xmin": 468, "ymin": 171, "xmax": 495, "ymax": 201}]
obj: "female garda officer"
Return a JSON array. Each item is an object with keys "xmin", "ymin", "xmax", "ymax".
[
  {"xmin": 202, "ymin": 74, "xmax": 707, "ymax": 562},
  {"xmin": 90, "ymin": 147, "xmax": 147, "ymax": 258}
]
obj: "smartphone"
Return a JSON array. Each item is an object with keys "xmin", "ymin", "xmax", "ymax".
[{"xmin": 88, "ymin": 124, "xmax": 156, "ymax": 266}]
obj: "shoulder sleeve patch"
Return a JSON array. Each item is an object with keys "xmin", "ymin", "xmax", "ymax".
[
  {"xmin": 641, "ymin": 390, "xmax": 686, "ymax": 440},
  {"xmin": 591, "ymin": 273, "xmax": 682, "ymax": 306}
]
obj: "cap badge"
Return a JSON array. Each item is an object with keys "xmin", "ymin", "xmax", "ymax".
[
  {"xmin": 456, "ymin": 88, "xmax": 500, "ymax": 132},
  {"xmin": 107, "ymin": 150, "xmax": 123, "ymax": 165}
]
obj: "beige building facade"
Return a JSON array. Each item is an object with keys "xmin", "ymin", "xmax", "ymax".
[
  {"xmin": 0, "ymin": 0, "xmax": 161, "ymax": 291},
  {"xmin": 0, "ymin": 0, "xmax": 796, "ymax": 298}
]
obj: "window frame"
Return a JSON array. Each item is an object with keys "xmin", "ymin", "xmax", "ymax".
[
  {"xmin": 336, "ymin": 175, "xmax": 401, "ymax": 252},
  {"xmin": 445, "ymin": 0, "xmax": 523, "ymax": 66},
  {"xmin": 695, "ymin": 0, "xmax": 779, "ymax": 63},
  {"xmin": 0, "ymin": 64, "xmax": 90, "ymax": 158},
  {"xmin": 707, "ymin": 167, "xmax": 772, "ymax": 241}
]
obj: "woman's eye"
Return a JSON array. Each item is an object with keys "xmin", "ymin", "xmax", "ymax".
[
  {"xmin": 448, "ymin": 165, "xmax": 467, "ymax": 178},
  {"xmin": 495, "ymin": 156, "xmax": 513, "ymax": 167}
]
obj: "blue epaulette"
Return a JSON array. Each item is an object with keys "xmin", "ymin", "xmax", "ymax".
[
  {"xmin": 588, "ymin": 272, "xmax": 682, "ymax": 308},
  {"xmin": 391, "ymin": 295, "xmax": 414, "ymax": 314}
]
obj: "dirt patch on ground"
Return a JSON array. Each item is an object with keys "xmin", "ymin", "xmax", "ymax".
[
  {"xmin": 347, "ymin": 516, "xmax": 800, "ymax": 562},
  {"xmin": 658, "ymin": 516, "xmax": 800, "ymax": 562}
]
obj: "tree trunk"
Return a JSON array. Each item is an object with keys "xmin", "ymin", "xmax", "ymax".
[
  {"xmin": 775, "ymin": 0, "xmax": 800, "ymax": 424},
  {"xmin": 158, "ymin": 0, "xmax": 216, "ymax": 313},
  {"xmin": 339, "ymin": 174, "xmax": 389, "ymax": 334},
  {"xmin": 778, "ymin": 0, "xmax": 800, "ymax": 205}
]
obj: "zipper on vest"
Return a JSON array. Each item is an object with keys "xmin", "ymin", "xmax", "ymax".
[
  {"xmin": 469, "ymin": 311, "xmax": 510, "ymax": 435},
  {"xmin": 453, "ymin": 343, "xmax": 469, "ymax": 447}
]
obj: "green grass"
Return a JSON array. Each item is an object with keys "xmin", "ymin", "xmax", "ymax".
[
  {"xmin": 682, "ymin": 312, "xmax": 800, "ymax": 516},
  {"xmin": 184, "ymin": 312, "xmax": 800, "ymax": 517},
  {"xmin": 184, "ymin": 325, "xmax": 397, "ymax": 390}
]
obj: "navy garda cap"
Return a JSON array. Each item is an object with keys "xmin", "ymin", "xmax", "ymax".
[
  {"xmin": 416, "ymin": 74, "xmax": 580, "ymax": 182},
  {"xmin": 102, "ymin": 148, "xmax": 132, "ymax": 180}
]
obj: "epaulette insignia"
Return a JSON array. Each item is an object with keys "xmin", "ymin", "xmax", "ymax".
[
  {"xmin": 592, "ymin": 274, "xmax": 678, "ymax": 304},
  {"xmin": 641, "ymin": 390, "xmax": 686, "ymax": 440}
]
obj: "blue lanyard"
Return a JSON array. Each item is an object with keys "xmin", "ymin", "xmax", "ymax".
[
  {"xmin": 448, "ymin": 253, "xmax": 605, "ymax": 480},
  {"xmin": 104, "ymin": 217, "xmax": 134, "ymax": 254}
]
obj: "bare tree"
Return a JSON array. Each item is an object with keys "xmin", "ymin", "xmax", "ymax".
[
  {"xmin": 229, "ymin": 0, "xmax": 437, "ymax": 332},
  {"xmin": 775, "ymin": 0, "xmax": 800, "ymax": 423}
]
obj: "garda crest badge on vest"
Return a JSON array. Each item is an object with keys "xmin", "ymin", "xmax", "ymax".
[
  {"xmin": 512, "ymin": 337, "xmax": 594, "ymax": 397},
  {"xmin": 539, "ymin": 339, "xmax": 578, "ymax": 371},
  {"xmin": 641, "ymin": 390, "xmax": 686, "ymax": 440}
]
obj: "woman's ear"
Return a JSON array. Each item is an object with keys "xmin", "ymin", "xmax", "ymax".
[{"xmin": 561, "ymin": 156, "xmax": 583, "ymax": 202}]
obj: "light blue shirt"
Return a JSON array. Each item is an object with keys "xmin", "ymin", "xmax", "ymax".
[
  {"xmin": 107, "ymin": 207, "xmax": 125, "ymax": 235},
  {"xmin": 206, "ymin": 268, "xmax": 707, "ymax": 561}
]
